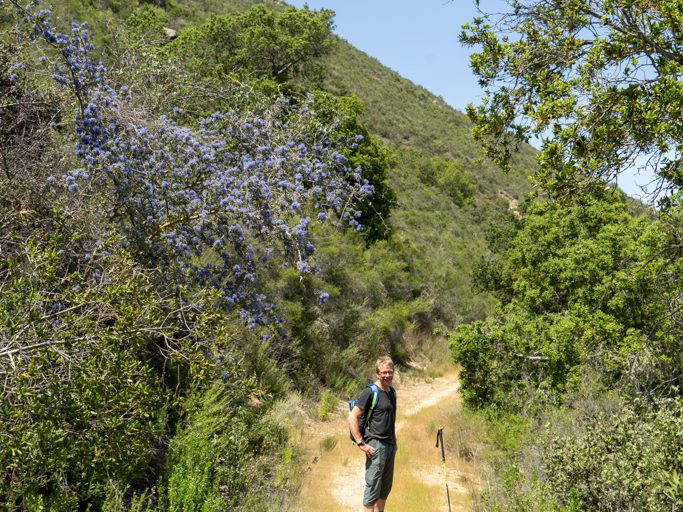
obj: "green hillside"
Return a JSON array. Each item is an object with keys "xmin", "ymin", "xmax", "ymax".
[
  {"xmin": 47, "ymin": 0, "xmax": 536, "ymax": 327},
  {"xmin": 105, "ymin": 0, "xmax": 537, "ymax": 321},
  {"xmin": 103, "ymin": 0, "xmax": 538, "ymax": 322},
  {"xmin": 322, "ymin": 36, "xmax": 535, "ymax": 185},
  {"xmin": 319, "ymin": 38, "xmax": 536, "ymax": 322}
]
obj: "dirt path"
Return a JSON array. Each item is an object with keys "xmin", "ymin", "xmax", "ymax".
[{"xmin": 290, "ymin": 371, "xmax": 479, "ymax": 512}]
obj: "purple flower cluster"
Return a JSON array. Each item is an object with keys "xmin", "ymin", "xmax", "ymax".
[{"xmin": 9, "ymin": 1, "xmax": 373, "ymax": 328}]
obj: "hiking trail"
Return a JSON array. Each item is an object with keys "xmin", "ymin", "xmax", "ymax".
[{"xmin": 289, "ymin": 370, "xmax": 479, "ymax": 511}]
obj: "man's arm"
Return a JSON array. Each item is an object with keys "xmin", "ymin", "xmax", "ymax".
[{"xmin": 348, "ymin": 406, "xmax": 375, "ymax": 456}]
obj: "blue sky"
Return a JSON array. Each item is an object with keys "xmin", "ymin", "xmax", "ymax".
[{"xmin": 287, "ymin": 0, "xmax": 654, "ymax": 200}]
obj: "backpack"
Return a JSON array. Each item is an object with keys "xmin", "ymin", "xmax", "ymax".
[{"xmin": 348, "ymin": 383, "xmax": 396, "ymax": 444}]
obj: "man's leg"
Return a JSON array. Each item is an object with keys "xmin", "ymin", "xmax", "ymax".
[
  {"xmin": 374, "ymin": 443, "xmax": 396, "ymax": 511},
  {"xmin": 363, "ymin": 440, "xmax": 386, "ymax": 511}
]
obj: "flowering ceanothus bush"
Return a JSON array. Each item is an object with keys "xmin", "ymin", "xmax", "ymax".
[{"xmin": 5, "ymin": 0, "xmax": 373, "ymax": 328}]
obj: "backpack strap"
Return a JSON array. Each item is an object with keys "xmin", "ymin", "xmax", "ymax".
[
  {"xmin": 365, "ymin": 383, "xmax": 380, "ymax": 429},
  {"xmin": 389, "ymin": 386, "xmax": 396, "ymax": 422}
]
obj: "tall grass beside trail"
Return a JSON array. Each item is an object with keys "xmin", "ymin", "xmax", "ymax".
[
  {"xmin": 390, "ymin": 405, "xmax": 478, "ymax": 512},
  {"xmin": 154, "ymin": 385, "xmax": 298, "ymax": 512}
]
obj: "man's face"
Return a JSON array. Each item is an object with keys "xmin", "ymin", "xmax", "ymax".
[{"xmin": 377, "ymin": 363, "xmax": 394, "ymax": 387}]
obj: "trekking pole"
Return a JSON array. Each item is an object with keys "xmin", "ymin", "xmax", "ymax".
[{"xmin": 436, "ymin": 427, "xmax": 452, "ymax": 512}]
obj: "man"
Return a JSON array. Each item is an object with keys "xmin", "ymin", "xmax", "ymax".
[{"xmin": 348, "ymin": 356, "xmax": 397, "ymax": 512}]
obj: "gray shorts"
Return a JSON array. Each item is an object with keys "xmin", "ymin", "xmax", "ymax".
[{"xmin": 363, "ymin": 439, "xmax": 397, "ymax": 506}]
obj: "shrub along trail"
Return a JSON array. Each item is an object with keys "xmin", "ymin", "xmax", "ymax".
[{"xmin": 291, "ymin": 370, "xmax": 478, "ymax": 511}]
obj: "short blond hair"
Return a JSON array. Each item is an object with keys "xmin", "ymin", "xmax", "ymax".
[{"xmin": 375, "ymin": 356, "xmax": 394, "ymax": 374}]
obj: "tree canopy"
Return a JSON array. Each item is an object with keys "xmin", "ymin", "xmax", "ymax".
[
  {"xmin": 462, "ymin": 0, "xmax": 683, "ymax": 204},
  {"xmin": 162, "ymin": 5, "xmax": 335, "ymax": 94},
  {"xmin": 452, "ymin": 190, "xmax": 683, "ymax": 410}
]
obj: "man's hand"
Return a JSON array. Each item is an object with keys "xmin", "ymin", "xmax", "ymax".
[{"xmin": 360, "ymin": 443, "xmax": 375, "ymax": 457}]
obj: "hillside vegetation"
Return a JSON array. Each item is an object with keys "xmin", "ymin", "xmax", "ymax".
[{"xmin": 0, "ymin": 0, "xmax": 535, "ymax": 509}]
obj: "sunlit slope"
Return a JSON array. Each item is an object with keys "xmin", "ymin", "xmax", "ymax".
[
  {"xmin": 56, "ymin": 0, "xmax": 537, "ymax": 323},
  {"xmin": 319, "ymin": 38, "xmax": 535, "ymax": 322},
  {"xmin": 322, "ymin": 37, "xmax": 535, "ymax": 195}
]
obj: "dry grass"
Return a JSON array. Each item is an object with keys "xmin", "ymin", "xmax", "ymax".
[{"xmin": 390, "ymin": 401, "xmax": 478, "ymax": 512}]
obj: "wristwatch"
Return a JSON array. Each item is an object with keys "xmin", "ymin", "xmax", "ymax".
[{"xmin": 357, "ymin": 440, "xmax": 366, "ymax": 447}]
